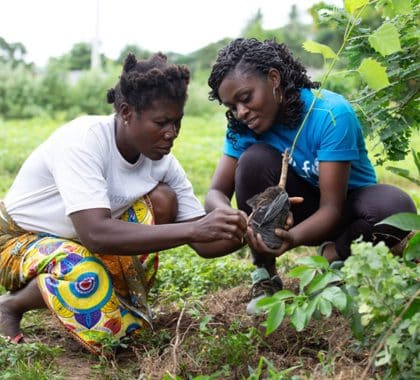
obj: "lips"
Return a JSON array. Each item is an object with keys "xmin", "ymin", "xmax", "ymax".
[
  {"xmin": 245, "ymin": 117, "xmax": 258, "ymax": 130},
  {"xmin": 158, "ymin": 145, "xmax": 172, "ymax": 154}
]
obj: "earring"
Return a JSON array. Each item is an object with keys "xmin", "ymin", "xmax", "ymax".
[{"xmin": 272, "ymin": 86, "xmax": 283, "ymax": 104}]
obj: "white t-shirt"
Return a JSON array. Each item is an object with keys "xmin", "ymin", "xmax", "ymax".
[{"xmin": 4, "ymin": 114, "xmax": 205, "ymax": 238}]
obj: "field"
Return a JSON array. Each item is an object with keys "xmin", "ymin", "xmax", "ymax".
[{"xmin": 0, "ymin": 114, "xmax": 418, "ymax": 379}]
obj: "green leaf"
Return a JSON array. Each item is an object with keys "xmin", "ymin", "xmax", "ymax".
[
  {"xmin": 368, "ymin": 23, "xmax": 402, "ymax": 57},
  {"xmin": 307, "ymin": 273, "xmax": 334, "ymax": 294},
  {"xmin": 318, "ymin": 298, "xmax": 332, "ymax": 317},
  {"xmin": 386, "ymin": 166, "xmax": 420, "ymax": 186},
  {"xmin": 302, "ymin": 41, "xmax": 337, "ymax": 60},
  {"xmin": 412, "ymin": 149, "xmax": 420, "ymax": 175},
  {"xmin": 392, "ymin": 0, "xmax": 412, "ymax": 15},
  {"xmin": 376, "ymin": 212, "xmax": 420, "ymax": 231},
  {"xmin": 404, "ymin": 233, "xmax": 420, "ymax": 261},
  {"xmin": 273, "ymin": 289, "xmax": 297, "ymax": 301},
  {"xmin": 266, "ymin": 301, "xmax": 286, "ymax": 335},
  {"xmin": 290, "ymin": 306, "xmax": 307, "ymax": 331},
  {"xmin": 357, "ymin": 58, "xmax": 390, "ymax": 91},
  {"xmin": 321, "ymin": 286, "xmax": 347, "ymax": 311},
  {"xmin": 295, "ymin": 255, "xmax": 330, "ymax": 270},
  {"xmin": 289, "ymin": 267, "xmax": 316, "ymax": 290},
  {"xmin": 256, "ymin": 296, "xmax": 280, "ymax": 310},
  {"xmin": 344, "ymin": 0, "xmax": 369, "ymax": 15}
]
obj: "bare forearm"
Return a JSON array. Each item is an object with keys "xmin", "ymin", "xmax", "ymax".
[
  {"xmin": 205, "ymin": 189, "xmax": 232, "ymax": 212},
  {"xmin": 81, "ymin": 218, "xmax": 197, "ymax": 255},
  {"xmin": 191, "ymin": 239, "xmax": 243, "ymax": 258},
  {"xmin": 290, "ymin": 205, "xmax": 341, "ymax": 247}
]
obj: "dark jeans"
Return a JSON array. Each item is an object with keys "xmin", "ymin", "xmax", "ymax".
[{"xmin": 235, "ymin": 143, "xmax": 417, "ymax": 264}]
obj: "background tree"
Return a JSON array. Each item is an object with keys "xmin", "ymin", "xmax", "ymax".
[
  {"xmin": 0, "ymin": 36, "xmax": 29, "ymax": 67},
  {"xmin": 65, "ymin": 42, "xmax": 92, "ymax": 70},
  {"xmin": 311, "ymin": 0, "xmax": 419, "ymax": 162},
  {"xmin": 117, "ymin": 44, "xmax": 151, "ymax": 64}
]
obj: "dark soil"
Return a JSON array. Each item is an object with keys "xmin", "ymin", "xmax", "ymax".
[{"xmin": 23, "ymin": 278, "xmax": 373, "ymax": 379}]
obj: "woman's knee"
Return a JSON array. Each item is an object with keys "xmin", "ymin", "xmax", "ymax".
[
  {"xmin": 236, "ymin": 144, "xmax": 282, "ymax": 187},
  {"xmin": 148, "ymin": 183, "xmax": 178, "ymax": 224}
]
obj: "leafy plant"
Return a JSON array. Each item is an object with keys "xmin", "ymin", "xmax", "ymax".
[
  {"xmin": 310, "ymin": 0, "xmax": 419, "ymax": 163},
  {"xmin": 257, "ymin": 256, "xmax": 346, "ymax": 335},
  {"xmin": 387, "ymin": 149, "xmax": 420, "ymax": 186},
  {"xmin": 0, "ymin": 337, "xmax": 63, "ymax": 379},
  {"xmin": 341, "ymin": 241, "xmax": 419, "ymax": 379},
  {"xmin": 152, "ymin": 245, "xmax": 252, "ymax": 303}
]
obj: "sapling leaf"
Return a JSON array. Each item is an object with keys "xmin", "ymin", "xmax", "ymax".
[
  {"xmin": 404, "ymin": 233, "xmax": 420, "ymax": 261},
  {"xmin": 318, "ymin": 298, "xmax": 333, "ymax": 317},
  {"xmin": 376, "ymin": 212, "xmax": 420, "ymax": 231},
  {"xmin": 321, "ymin": 286, "xmax": 347, "ymax": 311},
  {"xmin": 290, "ymin": 305, "xmax": 307, "ymax": 331},
  {"xmin": 392, "ymin": 0, "xmax": 412, "ymax": 14},
  {"xmin": 266, "ymin": 302, "xmax": 285, "ymax": 335},
  {"xmin": 256, "ymin": 296, "xmax": 279, "ymax": 310},
  {"xmin": 386, "ymin": 166, "xmax": 420, "ymax": 186},
  {"xmin": 344, "ymin": 0, "xmax": 369, "ymax": 15},
  {"xmin": 368, "ymin": 23, "xmax": 402, "ymax": 57},
  {"xmin": 289, "ymin": 266, "xmax": 316, "ymax": 290},
  {"xmin": 295, "ymin": 255, "xmax": 330, "ymax": 270},
  {"xmin": 302, "ymin": 40, "xmax": 337, "ymax": 59},
  {"xmin": 307, "ymin": 272, "xmax": 335, "ymax": 294},
  {"xmin": 358, "ymin": 58, "xmax": 390, "ymax": 90}
]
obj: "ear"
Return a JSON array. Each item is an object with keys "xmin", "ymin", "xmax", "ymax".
[
  {"xmin": 267, "ymin": 68, "xmax": 281, "ymax": 88},
  {"xmin": 120, "ymin": 102, "xmax": 133, "ymax": 122}
]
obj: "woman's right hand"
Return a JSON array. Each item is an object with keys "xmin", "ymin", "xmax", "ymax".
[{"xmin": 191, "ymin": 208, "xmax": 248, "ymax": 243}]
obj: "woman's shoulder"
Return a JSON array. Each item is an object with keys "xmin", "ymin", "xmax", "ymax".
[
  {"xmin": 301, "ymin": 88, "xmax": 355, "ymax": 119},
  {"xmin": 51, "ymin": 115, "xmax": 114, "ymax": 143}
]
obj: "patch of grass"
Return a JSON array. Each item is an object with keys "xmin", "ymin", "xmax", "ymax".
[
  {"xmin": 0, "ymin": 336, "xmax": 63, "ymax": 380},
  {"xmin": 151, "ymin": 245, "xmax": 253, "ymax": 304}
]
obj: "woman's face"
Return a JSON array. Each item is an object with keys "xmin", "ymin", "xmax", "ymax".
[
  {"xmin": 118, "ymin": 98, "xmax": 184, "ymax": 162},
  {"xmin": 217, "ymin": 68, "xmax": 280, "ymax": 134}
]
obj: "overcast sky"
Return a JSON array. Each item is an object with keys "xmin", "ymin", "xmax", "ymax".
[{"xmin": 1, "ymin": 0, "xmax": 343, "ymax": 67}]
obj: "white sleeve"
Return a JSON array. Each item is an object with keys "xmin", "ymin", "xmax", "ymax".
[
  {"xmin": 49, "ymin": 144, "xmax": 110, "ymax": 215},
  {"xmin": 162, "ymin": 157, "xmax": 205, "ymax": 221}
]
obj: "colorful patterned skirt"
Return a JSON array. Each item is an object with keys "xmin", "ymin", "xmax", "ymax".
[{"xmin": 0, "ymin": 198, "xmax": 159, "ymax": 354}]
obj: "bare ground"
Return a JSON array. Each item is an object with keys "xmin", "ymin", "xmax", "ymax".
[{"xmin": 21, "ymin": 278, "xmax": 377, "ymax": 380}]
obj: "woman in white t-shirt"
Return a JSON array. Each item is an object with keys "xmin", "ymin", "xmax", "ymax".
[{"xmin": 0, "ymin": 52, "xmax": 247, "ymax": 354}]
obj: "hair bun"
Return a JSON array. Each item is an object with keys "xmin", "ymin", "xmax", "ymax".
[
  {"xmin": 123, "ymin": 53, "xmax": 138, "ymax": 72},
  {"xmin": 106, "ymin": 88, "xmax": 116, "ymax": 103}
]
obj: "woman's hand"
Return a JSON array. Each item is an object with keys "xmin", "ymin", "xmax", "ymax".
[
  {"xmin": 191, "ymin": 208, "xmax": 248, "ymax": 243},
  {"xmin": 245, "ymin": 196, "xmax": 303, "ymax": 257},
  {"xmin": 245, "ymin": 226, "xmax": 296, "ymax": 258}
]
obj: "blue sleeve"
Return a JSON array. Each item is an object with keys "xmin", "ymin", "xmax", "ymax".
[{"xmin": 317, "ymin": 110, "xmax": 361, "ymax": 162}]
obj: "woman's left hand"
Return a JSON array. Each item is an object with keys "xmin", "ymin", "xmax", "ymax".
[
  {"xmin": 245, "ymin": 225, "xmax": 296, "ymax": 258},
  {"xmin": 245, "ymin": 196, "xmax": 303, "ymax": 257}
]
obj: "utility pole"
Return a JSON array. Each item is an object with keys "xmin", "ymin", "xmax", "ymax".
[{"xmin": 91, "ymin": 0, "xmax": 100, "ymax": 69}]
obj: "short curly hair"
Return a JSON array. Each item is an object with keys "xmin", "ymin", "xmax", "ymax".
[
  {"xmin": 208, "ymin": 38, "xmax": 319, "ymax": 133},
  {"xmin": 107, "ymin": 52, "xmax": 190, "ymax": 113}
]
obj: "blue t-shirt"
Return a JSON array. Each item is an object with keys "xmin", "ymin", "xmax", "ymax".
[{"xmin": 223, "ymin": 89, "xmax": 377, "ymax": 189}]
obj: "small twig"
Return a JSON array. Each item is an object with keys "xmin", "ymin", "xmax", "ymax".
[
  {"xmin": 171, "ymin": 302, "xmax": 186, "ymax": 375},
  {"xmin": 360, "ymin": 288, "xmax": 420, "ymax": 380},
  {"xmin": 278, "ymin": 149, "xmax": 289, "ymax": 190}
]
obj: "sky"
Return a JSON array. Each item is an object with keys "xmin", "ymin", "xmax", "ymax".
[{"xmin": 1, "ymin": 0, "xmax": 343, "ymax": 67}]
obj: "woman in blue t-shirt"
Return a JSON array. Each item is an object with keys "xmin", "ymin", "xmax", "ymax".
[{"xmin": 205, "ymin": 38, "xmax": 416, "ymax": 314}]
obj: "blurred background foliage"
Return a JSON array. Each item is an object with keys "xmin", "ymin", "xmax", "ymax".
[{"xmin": 0, "ymin": 1, "xmax": 418, "ymax": 163}]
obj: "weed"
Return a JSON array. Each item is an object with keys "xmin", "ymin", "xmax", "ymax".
[{"xmin": 0, "ymin": 336, "xmax": 63, "ymax": 379}]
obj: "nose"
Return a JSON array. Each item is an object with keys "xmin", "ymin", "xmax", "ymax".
[
  {"xmin": 163, "ymin": 123, "xmax": 179, "ymax": 140},
  {"xmin": 236, "ymin": 103, "xmax": 249, "ymax": 120}
]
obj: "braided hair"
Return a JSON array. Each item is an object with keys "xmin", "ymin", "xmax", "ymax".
[
  {"xmin": 107, "ymin": 52, "xmax": 190, "ymax": 113},
  {"xmin": 208, "ymin": 38, "xmax": 319, "ymax": 134}
]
